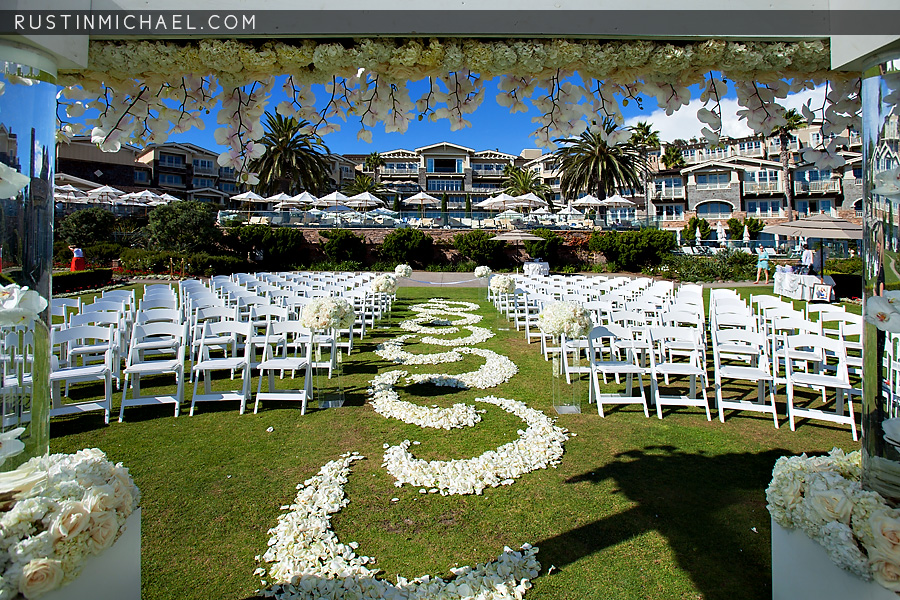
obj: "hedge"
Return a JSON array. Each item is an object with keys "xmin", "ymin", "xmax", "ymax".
[
  {"xmin": 118, "ymin": 249, "xmax": 247, "ymax": 277},
  {"xmin": 53, "ymin": 269, "xmax": 114, "ymax": 294}
]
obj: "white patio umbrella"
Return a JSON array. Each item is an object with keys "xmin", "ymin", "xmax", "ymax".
[
  {"xmin": 474, "ymin": 197, "xmax": 502, "ymax": 209},
  {"xmin": 266, "ymin": 192, "xmax": 294, "ymax": 202},
  {"xmin": 122, "ymin": 190, "xmax": 163, "ymax": 203},
  {"xmin": 486, "ymin": 193, "xmax": 520, "ymax": 210},
  {"xmin": 55, "ymin": 184, "xmax": 86, "ymax": 197},
  {"xmin": 695, "ymin": 227, "xmax": 702, "ymax": 246},
  {"xmin": 572, "ymin": 194, "xmax": 604, "ymax": 209},
  {"xmin": 86, "ymin": 185, "xmax": 124, "ymax": 204},
  {"xmin": 743, "ymin": 224, "xmax": 751, "ymax": 245},
  {"xmin": 232, "ymin": 190, "xmax": 266, "ymax": 218},
  {"xmin": 597, "ymin": 195, "xmax": 635, "ymax": 207},
  {"xmin": 403, "ymin": 191, "xmax": 440, "ymax": 217},
  {"xmin": 531, "ymin": 207, "xmax": 552, "ymax": 215},
  {"xmin": 558, "ymin": 205, "xmax": 584, "ymax": 217},
  {"xmin": 347, "ymin": 192, "xmax": 384, "ymax": 211},
  {"xmin": 158, "ymin": 193, "xmax": 181, "ymax": 203},
  {"xmin": 370, "ymin": 207, "xmax": 399, "ymax": 217},
  {"xmin": 514, "ymin": 192, "xmax": 548, "ymax": 208},
  {"xmin": 717, "ymin": 221, "xmax": 726, "ymax": 245},
  {"xmin": 291, "ymin": 191, "xmax": 318, "ymax": 206},
  {"xmin": 316, "ymin": 191, "xmax": 350, "ymax": 207}
]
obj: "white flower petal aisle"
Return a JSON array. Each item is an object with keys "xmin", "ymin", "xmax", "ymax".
[{"xmin": 258, "ymin": 297, "xmax": 569, "ymax": 599}]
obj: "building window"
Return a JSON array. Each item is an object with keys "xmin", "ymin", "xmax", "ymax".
[
  {"xmin": 193, "ymin": 177, "xmax": 215, "ymax": 188},
  {"xmin": 220, "ymin": 182, "xmax": 238, "ymax": 193},
  {"xmin": 427, "ymin": 158, "xmax": 462, "ymax": 174},
  {"xmin": 159, "ymin": 174, "xmax": 183, "ymax": 185},
  {"xmin": 134, "ymin": 170, "xmax": 149, "ymax": 183},
  {"xmin": 806, "ymin": 169, "xmax": 832, "ymax": 182},
  {"xmin": 427, "ymin": 180, "xmax": 462, "ymax": 192},
  {"xmin": 696, "ymin": 172, "xmax": 731, "ymax": 189},
  {"xmin": 655, "ymin": 205, "xmax": 684, "ymax": 220},
  {"xmin": 192, "ymin": 158, "xmax": 215, "ymax": 173},
  {"xmin": 810, "ymin": 132, "xmax": 823, "ymax": 146},
  {"xmin": 746, "ymin": 200, "xmax": 781, "ymax": 215},
  {"xmin": 696, "ymin": 201, "xmax": 733, "ymax": 217},
  {"xmin": 159, "ymin": 154, "xmax": 184, "ymax": 168}
]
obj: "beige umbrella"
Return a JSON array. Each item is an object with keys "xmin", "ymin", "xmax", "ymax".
[
  {"xmin": 403, "ymin": 191, "xmax": 439, "ymax": 217},
  {"xmin": 232, "ymin": 190, "xmax": 265, "ymax": 218},
  {"xmin": 316, "ymin": 191, "xmax": 350, "ymax": 207},
  {"xmin": 514, "ymin": 192, "xmax": 548, "ymax": 208},
  {"xmin": 291, "ymin": 191, "xmax": 318, "ymax": 206},
  {"xmin": 86, "ymin": 185, "xmax": 124, "ymax": 204},
  {"xmin": 347, "ymin": 192, "xmax": 384, "ymax": 211},
  {"xmin": 763, "ymin": 213, "xmax": 862, "ymax": 278},
  {"xmin": 572, "ymin": 194, "xmax": 605, "ymax": 209}
]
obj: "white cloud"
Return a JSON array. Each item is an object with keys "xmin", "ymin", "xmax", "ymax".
[{"xmin": 624, "ymin": 85, "xmax": 826, "ymax": 144}]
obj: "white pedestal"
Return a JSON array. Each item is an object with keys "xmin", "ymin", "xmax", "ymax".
[
  {"xmin": 772, "ymin": 517, "xmax": 895, "ymax": 600},
  {"xmin": 45, "ymin": 508, "xmax": 141, "ymax": 600}
]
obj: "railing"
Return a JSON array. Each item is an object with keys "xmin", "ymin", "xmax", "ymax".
[
  {"xmin": 193, "ymin": 165, "xmax": 217, "ymax": 176},
  {"xmin": 652, "ymin": 188, "xmax": 686, "ymax": 199},
  {"xmin": 382, "ymin": 168, "xmax": 419, "ymax": 175},
  {"xmin": 856, "ymin": 210, "xmax": 864, "ymax": 218},
  {"xmin": 695, "ymin": 212, "xmax": 733, "ymax": 221},
  {"xmin": 745, "ymin": 208, "xmax": 786, "ymax": 219},
  {"xmin": 218, "ymin": 169, "xmax": 237, "ymax": 180},
  {"xmin": 743, "ymin": 181, "xmax": 783, "ymax": 194},
  {"xmin": 695, "ymin": 182, "xmax": 732, "ymax": 191},
  {"xmin": 426, "ymin": 169, "xmax": 464, "ymax": 175},
  {"xmin": 472, "ymin": 170, "xmax": 504, "ymax": 177},
  {"xmin": 656, "ymin": 212, "xmax": 686, "ymax": 221},
  {"xmin": 794, "ymin": 180, "xmax": 841, "ymax": 194},
  {"xmin": 734, "ymin": 147, "xmax": 765, "ymax": 158},
  {"xmin": 852, "ymin": 178, "xmax": 864, "ymax": 186}
]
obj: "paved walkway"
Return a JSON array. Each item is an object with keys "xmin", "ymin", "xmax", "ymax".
[{"xmin": 397, "ymin": 271, "xmax": 771, "ymax": 289}]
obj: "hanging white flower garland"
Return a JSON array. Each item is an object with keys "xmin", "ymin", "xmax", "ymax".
[{"xmin": 53, "ymin": 38, "xmax": 856, "ymax": 181}]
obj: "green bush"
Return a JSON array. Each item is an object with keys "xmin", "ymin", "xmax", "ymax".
[
  {"xmin": 225, "ymin": 225, "xmax": 310, "ymax": 270},
  {"xmin": 424, "ymin": 260, "xmax": 478, "ymax": 272},
  {"xmin": 588, "ymin": 229, "xmax": 676, "ymax": 272},
  {"xmin": 523, "ymin": 229, "xmax": 563, "ymax": 264},
  {"xmin": 308, "ymin": 260, "xmax": 363, "ymax": 272},
  {"xmin": 53, "ymin": 269, "xmax": 114, "ymax": 294},
  {"xmin": 380, "ymin": 228, "xmax": 434, "ymax": 266},
  {"xmin": 452, "ymin": 231, "xmax": 505, "ymax": 266},
  {"xmin": 118, "ymin": 249, "xmax": 246, "ymax": 277},
  {"xmin": 681, "ymin": 217, "xmax": 711, "ymax": 246},
  {"xmin": 145, "ymin": 201, "xmax": 221, "ymax": 253},
  {"xmin": 658, "ymin": 248, "xmax": 757, "ymax": 282},
  {"xmin": 825, "ymin": 256, "xmax": 863, "ymax": 275},
  {"xmin": 56, "ymin": 208, "xmax": 116, "ymax": 246},
  {"xmin": 319, "ymin": 229, "xmax": 366, "ymax": 264},
  {"xmin": 726, "ymin": 216, "xmax": 765, "ymax": 240}
]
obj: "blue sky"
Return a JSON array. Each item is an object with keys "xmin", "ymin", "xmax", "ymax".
[{"xmin": 76, "ymin": 76, "xmax": 825, "ymax": 156}]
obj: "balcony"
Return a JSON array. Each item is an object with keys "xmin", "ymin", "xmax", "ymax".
[
  {"xmin": 218, "ymin": 168, "xmax": 237, "ymax": 180},
  {"xmin": 743, "ymin": 181, "xmax": 783, "ymax": 194},
  {"xmin": 652, "ymin": 188, "xmax": 685, "ymax": 200},
  {"xmin": 472, "ymin": 170, "xmax": 504, "ymax": 178},
  {"xmin": 695, "ymin": 182, "xmax": 732, "ymax": 191},
  {"xmin": 745, "ymin": 208, "xmax": 786, "ymax": 219},
  {"xmin": 381, "ymin": 167, "xmax": 419, "ymax": 176},
  {"xmin": 193, "ymin": 164, "xmax": 217, "ymax": 176},
  {"xmin": 735, "ymin": 147, "xmax": 765, "ymax": 158},
  {"xmin": 794, "ymin": 180, "xmax": 841, "ymax": 194},
  {"xmin": 656, "ymin": 212, "xmax": 686, "ymax": 222},
  {"xmin": 696, "ymin": 212, "xmax": 733, "ymax": 221}
]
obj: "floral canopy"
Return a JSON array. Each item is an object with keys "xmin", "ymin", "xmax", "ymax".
[{"xmin": 51, "ymin": 37, "xmax": 861, "ymax": 183}]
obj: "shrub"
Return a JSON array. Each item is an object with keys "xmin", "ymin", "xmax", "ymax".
[
  {"xmin": 588, "ymin": 229, "xmax": 676, "ymax": 272},
  {"xmin": 118, "ymin": 249, "xmax": 246, "ymax": 277},
  {"xmin": 145, "ymin": 201, "xmax": 221, "ymax": 253},
  {"xmin": 825, "ymin": 256, "xmax": 863, "ymax": 275},
  {"xmin": 681, "ymin": 217, "xmax": 711, "ymax": 246},
  {"xmin": 523, "ymin": 229, "xmax": 563, "ymax": 263},
  {"xmin": 658, "ymin": 248, "xmax": 756, "ymax": 282},
  {"xmin": 319, "ymin": 229, "xmax": 366, "ymax": 264},
  {"xmin": 53, "ymin": 269, "xmax": 114, "ymax": 293},
  {"xmin": 453, "ymin": 230, "xmax": 505, "ymax": 266},
  {"xmin": 726, "ymin": 216, "xmax": 765, "ymax": 240},
  {"xmin": 380, "ymin": 228, "xmax": 434, "ymax": 266},
  {"xmin": 56, "ymin": 208, "xmax": 116, "ymax": 246},
  {"xmin": 308, "ymin": 260, "xmax": 363, "ymax": 272},
  {"xmin": 225, "ymin": 225, "xmax": 310, "ymax": 270}
]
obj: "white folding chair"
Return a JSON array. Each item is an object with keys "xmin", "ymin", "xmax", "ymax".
[
  {"xmin": 191, "ymin": 320, "xmax": 253, "ymax": 415},
  {"xmin": 784, "ymin": 333, "xmax": 857, "ymax": 440},
  {"xmin": 586, "ymin": 325, "xmax": 649, "ymax": 417},
  {"xmin": 648, "ymin": 326, "xmax": 711, "ymax": 420},
  {"xmin": 254, "ymin": 321, "xmax": 314, "ymax": 414},
  {"xmin": 119, "ymin": 321, "xmax": 187, "ymax": 421},
  {"xmin": 712, "ymin": 328, "xmax": 778, "ymax": 427},
  {"xmin": 49, "ymin": 325, "xmax": 116, "ymax": 424}
]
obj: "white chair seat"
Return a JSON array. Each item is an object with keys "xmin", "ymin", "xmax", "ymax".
[{"xmin": 193, "ymin": 357, "xmax": 247, "ymax": 372}]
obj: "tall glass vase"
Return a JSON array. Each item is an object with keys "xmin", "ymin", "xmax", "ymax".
[
  {"xmin": 861, "ymin": 52, "xmax": 900, "ymax": 503},
  {"xmin": 0, "ymin": 42, "xmax": 56, "ymax": 472}
]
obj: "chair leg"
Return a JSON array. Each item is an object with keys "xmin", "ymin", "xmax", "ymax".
[
  {"xmin": 104, "ymin": 371, "xmax": 112, "ymax": 425},
  {"xmin": 716, "ymin": 378, "xmax": 725, "ymax": 423},
  {"xmin": 638, "ymin": 374, "xmax": 649, "ymax": 418},
  {"xmin": 787, "ymin": 382, "xmax": 796, "ymax": 431},
  {"xmin": 768, "ymin": 381, "xmax": 779, "ymax": 429},
  {"xmin": 652, "ymin": 377, "xmax": 662, "ymax": 419},
  {"xmin": 119, "ymin": 373, "xmax": 130, "ymax": 423}
]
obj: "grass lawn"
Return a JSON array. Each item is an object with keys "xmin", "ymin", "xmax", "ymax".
[{"xmin": 49, "ymin": 284, "xmax": 858, "ymax": 600}]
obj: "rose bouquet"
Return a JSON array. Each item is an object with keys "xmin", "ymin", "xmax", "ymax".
[
  {"xmin": 371, "ymin": 274, "xmax": 399, "ymax": 295},
  {"xmin": 488, "ymin": 274, "xmax": 515, "ymax": 295},
  {"xmin": 394, "ymin": 264, "xmax": 412, "ymax": 278},
  {"xmin": 299, "ymin": 297, "xmax": 355, "ymax": 331},
  {"xmin": 0, "ymin": 449, "xmax": 140, "ymax": 599},
  {"xmin": 766, "ymin": 448, "xmax": 900, "ymax": 591},
  {"xmin": 537, "ymin": 301, "xmax": 593, "ymax": 338}
]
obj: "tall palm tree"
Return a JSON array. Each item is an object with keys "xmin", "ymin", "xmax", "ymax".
[
  {"xmin": 341, "ymin": 173, "xmax": 387, "ymax": 196},
  {"xmin": 502, "ymin": 166, "xmax": 553, "ymax": 209},
  {"xmin": 248, "ymin": 112, "xmax": 331, "ymax": 197},
  {"xmin": 553, "ymin": 120, "xmax": 648, "ymax": 202},
  {"xmin": 771, "ymin": 108, "xmax": 805, "ymax": 221},
  {"xmin": 660, "ymin": 145, "xmax": 687, "ymax": 170},
  {"xmin": 630, "ymin": 121, "xmax": 660, "ymax": 220},
  {"xmin": 364, "ymin": 152, "xmax": 386, "ymax": 182}
]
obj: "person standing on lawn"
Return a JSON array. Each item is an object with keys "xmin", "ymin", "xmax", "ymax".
[
  {"xmin": 801, "ymin": 244, "xmax": 814, "ymax": 275},
  {"xmin": 69, "ymin": 245, "xmax": 85, "ymax": 272},
  {"xmin": 754, "ymin": 243, "xmax": 770, "ymax": 284}
]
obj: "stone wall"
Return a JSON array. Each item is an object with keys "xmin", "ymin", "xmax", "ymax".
[{"xmin": 685, "ymin": 185, "xmax": 741, "ymax": 211}]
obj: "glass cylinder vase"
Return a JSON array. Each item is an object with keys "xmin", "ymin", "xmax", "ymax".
[
  {"xmin": 861, "ymin": 52, "xmax": 900, "ymax": 503},
  {"xmin": 0, "ymin": 42, "xmax": 56, "ymax": 471}
]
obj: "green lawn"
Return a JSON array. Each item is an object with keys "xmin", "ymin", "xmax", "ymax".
[{"xmin": 50, "ymin": 285, "xmax": 857, "ymax": 600}]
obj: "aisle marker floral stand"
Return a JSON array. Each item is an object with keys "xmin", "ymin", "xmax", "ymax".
[
  {"xmin": 537, "ymin": 301, "xmax": 593, "ymax": 415},
  {"xmin": 299, "ymin": 297, "xmax": 355, "ymax": 409}
]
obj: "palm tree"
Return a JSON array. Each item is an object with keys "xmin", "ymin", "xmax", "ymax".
[
  {"xmin": 248, "ymin": 112, "xmax": 331, "ymax": 197},
  {"xmin": 553, "ymin": 120, "xmax": 648, "ymax": 202},
  {"xmin": 660, "ymin": 145, "xmax": 687, "ymax": 170},
  {"xmin": 364, "ymin": 152, "xmax": 386, "ymax": 182},
  {"xmin": 771, "ymin": 108, "xmax": 805, "ymax": 221},
  {"xmin": 630, "ymin": 121, "xmax": 660, "ymax": 221},
  {"xmin": 502, "ymin": 166, "xmax": 553, "ymax": 209},
  {"xmin": 341, "ymin": 174, "xmax": 387, "ymax": 196}
]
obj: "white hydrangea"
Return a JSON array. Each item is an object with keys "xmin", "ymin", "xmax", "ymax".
[
  {"xmin": 299, "ymin": 297, "xmax": 355, "ymax": 331},
  {"xmin": 474, "ymin": 266, "xmax": 492, "ymax": 278},
  {"xmin": 370, "ymin": 273, "xmax": 399, "ymax": 294},
  {"xmin": 394, "ymin": 264, "xmax": 413, "ymax": 278},
  {"xmin": 489, "ymin": 275, "xmax": 515, "ymax": 294},
  {"xmin": 537, "ymin": 301, "xmax": 593, "ymax": 338}
]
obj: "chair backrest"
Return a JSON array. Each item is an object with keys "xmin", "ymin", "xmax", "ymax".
[
  {"xmin": 650, "ymin": 326, "xmax": 703, "ymax": 365},
  {"xmin": 127, "ymin": 321, "xmax": 187, "ymax": 363},
  {"xmin": 81, "ymin": 299, "xmax": 127, "ymax": 315},
  {"xmin": 784, "ymin": 333, "xmax": 848, "ymax": 383},
  {"xmin": 712, "ymin": 328, "xmax": 769, "ymax": 369},
  {"xmin": 136, "ymin": 308, "xmax": 182, "ymax": 325},
  {"xmin": 139, "ymin": 295, "xmax": 178, "ymax": 311},
  {"xmin": 250, "ymin": 304, "xmax": 288, "ymax": 324},
  {"xmin": 52, "ymin": 325, "xmax": 116, "ymax": 362}
]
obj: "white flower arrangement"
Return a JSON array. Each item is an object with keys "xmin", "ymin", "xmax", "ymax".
[
  {"xmin": 766, "ymin": 448, "xmax": 900, "ymax": 591},
  {"xmin": 0, "ymin": 449, "xmax": 140, "ymax": 599},
  {"xmin": 370, "ymin": 273, "xmax": 399, "ymax": 295},
  {"xmin": 299, "ymin": 297, "xmax": 355, "ymax": 331},
  {"xmin": 394, "ymin": 264, "xmax": 412, "ymax": 278},
  {"xmin": 367, "ymin": 370, "xmax": 483, "ymax": 430},
  {"xmin": 375, "ymin": 336, "xmax": 463, "ymax": 365},
  {"xmin": 420, "ymin": 326, "xmax": 495, "ymax": 347},
  {"xmin": 474, "ymin": 266, "xmax": 492, "ymax": 279},
  {"xmin": 257, "ymin": 454, "xmax": 540, "ymax": 600},
  {"xmin": 489, "ymin": 275, "xmax": 515, "ymax": 295},
  {"xmin": 405, "ymin": 347, "xmax": 519, "ymax": 390},
  {"xmin": 537, "ymin": 301, "xmax": 593, "ymax": 339},
  {"xmin": 383, "ymin": 396, "xmax": 569, "ymax": 496},
  {"xmin": 0, "ymin": 285, "xmax": 48, "ymax": 328}
]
